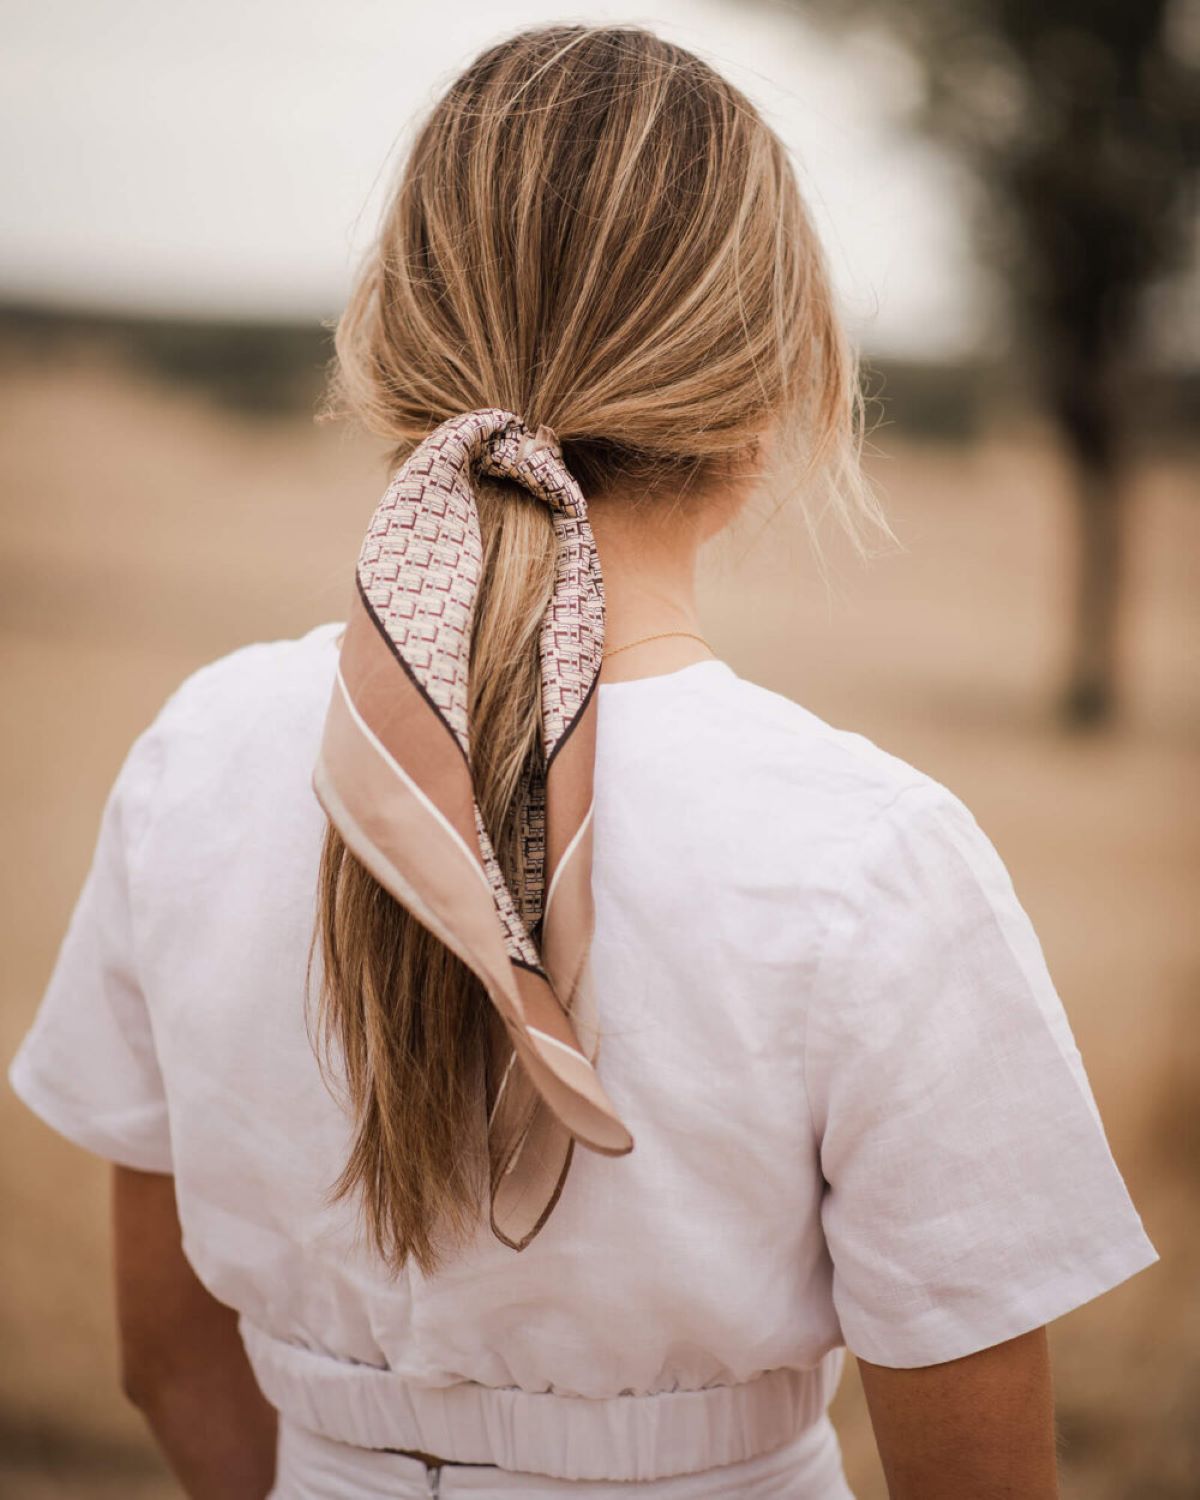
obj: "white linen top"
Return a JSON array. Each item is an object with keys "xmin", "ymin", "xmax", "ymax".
[{"xmin": 9, "ymin": 620, "xmax": 1158, "ymax": 1483}]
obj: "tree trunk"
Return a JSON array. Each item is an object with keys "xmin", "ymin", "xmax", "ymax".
[{"xmin": 1060, "ymin": 452, "xmax": 1124, "ymax": 727}]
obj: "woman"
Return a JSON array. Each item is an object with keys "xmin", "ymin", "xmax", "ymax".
[{"xmin": 9, "ymin": 24, "xmax": 1157, "ymax": 1500}]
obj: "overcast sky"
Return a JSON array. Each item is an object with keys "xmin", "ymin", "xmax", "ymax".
[{"xmin": 2, "ymin": 0, "xmax": 996, "ymax": 357}]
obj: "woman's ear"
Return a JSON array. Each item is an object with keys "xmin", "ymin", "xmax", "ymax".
[{"xmin": 698, "ymin": 437, "xmax": 770, "ymax": 542}]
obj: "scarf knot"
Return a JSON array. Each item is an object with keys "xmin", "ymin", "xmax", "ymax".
[{"xmin": 479, "ymin": 418, "xmax": 584, "ymax": 519}]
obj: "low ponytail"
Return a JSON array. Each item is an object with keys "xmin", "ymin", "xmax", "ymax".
[{"xmin": 312, "ymin": 23, "xmax": 889, "ymax": 1274}]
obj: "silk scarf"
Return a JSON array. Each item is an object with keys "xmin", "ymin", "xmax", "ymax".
[{"xmin": 313, "ymin": 408, "xmax": 634, "ymax": 1251}]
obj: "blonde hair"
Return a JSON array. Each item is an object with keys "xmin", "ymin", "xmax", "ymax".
[{"xmin": 313, "ymin": 23, "xmax": 888, "ymax": 1274}]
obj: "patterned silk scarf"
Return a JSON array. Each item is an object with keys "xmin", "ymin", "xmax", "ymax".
[{"xmin": 313, "ymin": 409, "xmax": 634, "ymax": 1251}]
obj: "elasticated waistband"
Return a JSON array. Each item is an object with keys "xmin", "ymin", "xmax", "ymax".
[
  {"xmin": 273, "ymin": 1412, "xmax": 853, "ymax": 1497},
  {"xmin": 241, "ymin": 1321, "xmax": 845, "ymax": 1484}
]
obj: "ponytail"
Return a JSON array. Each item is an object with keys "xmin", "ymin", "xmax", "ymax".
[{"xmin": 311, "ymin": 23, "xmax": 889, "ymax": 1273}]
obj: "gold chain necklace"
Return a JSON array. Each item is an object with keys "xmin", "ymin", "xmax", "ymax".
[{"xmin": 601, "ymin": 629, "xmax": 715, "ymax": 661}]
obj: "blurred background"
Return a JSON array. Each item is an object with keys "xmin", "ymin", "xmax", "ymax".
[{"xmin": 1, "ymin": 1, "xmax": 1196, "ymax": 1496}]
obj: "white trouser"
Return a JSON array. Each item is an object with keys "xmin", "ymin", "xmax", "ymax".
[{"xmin": 271, "ymin": 1415, "xmax": 857, "ymax": 1498}]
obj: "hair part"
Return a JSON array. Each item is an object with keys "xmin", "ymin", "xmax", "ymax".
[{"xmin": 312, "ymin": 22, "xmax": 891, "ymax": 1274}]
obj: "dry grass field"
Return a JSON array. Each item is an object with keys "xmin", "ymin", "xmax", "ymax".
[{"xmin": 1, "ymin": 355, "xmax": 1196, "ymax": 1498}]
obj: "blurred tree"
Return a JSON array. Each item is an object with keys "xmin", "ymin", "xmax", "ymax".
[{"xmin": 769, "ymin": 0, "xmax": 1198, "ymax": 724}]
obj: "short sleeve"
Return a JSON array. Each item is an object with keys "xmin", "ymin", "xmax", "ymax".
[
  {"xmin": 805, "ymin": 779, "xmax": 1158, "ymax": 1368},
  {"xmin": 8, "ymin": 725, "xmax": 173, "ymax": 1173}
]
